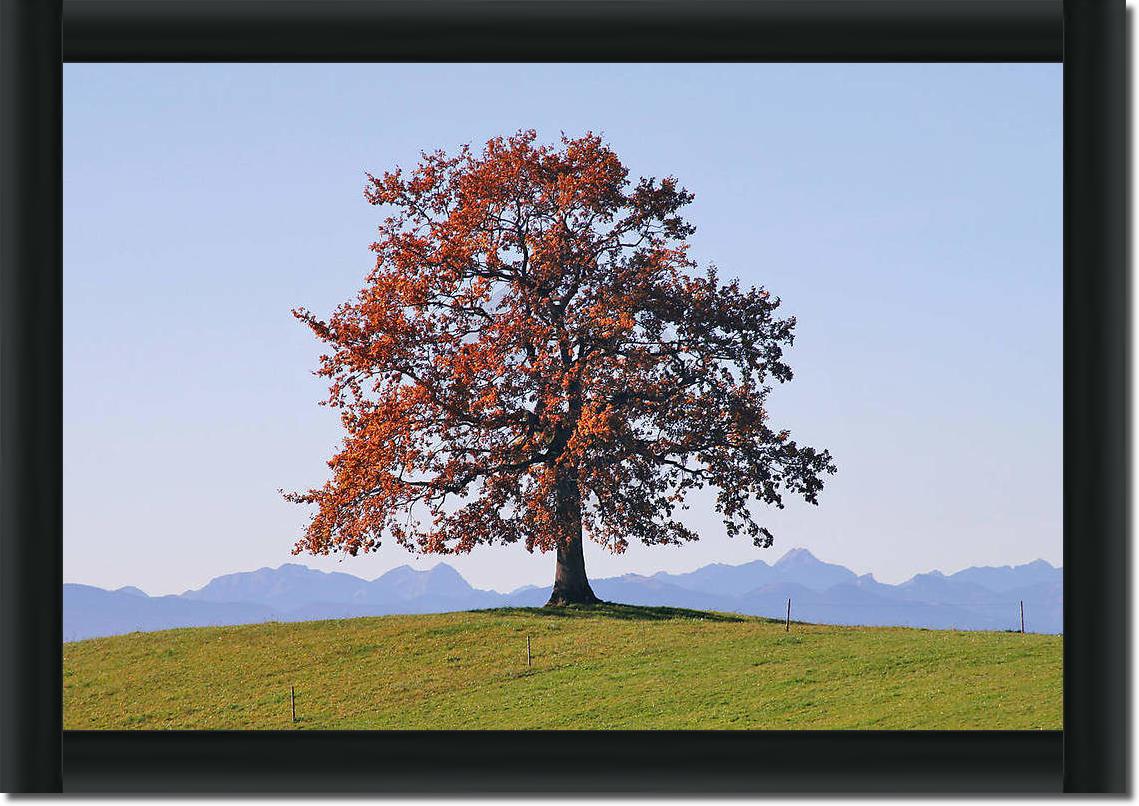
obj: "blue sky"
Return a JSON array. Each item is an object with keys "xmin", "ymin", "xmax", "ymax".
[{"xmin": 63, "ymin": 63, "xmax": 1062, "ymax": 595}]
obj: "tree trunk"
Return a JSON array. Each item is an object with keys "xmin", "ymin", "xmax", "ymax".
[{"xmin": 545, "ymin": 469, "xmax": 600, "ymax": 607}]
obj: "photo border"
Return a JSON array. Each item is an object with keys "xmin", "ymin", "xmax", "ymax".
[{"xmin": 0, "ymin": 0, "xmax": 1124, "ymax": 793}]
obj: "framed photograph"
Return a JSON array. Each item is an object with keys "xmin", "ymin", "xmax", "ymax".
[{"xmin": 1, "ymin": 0, "xmax": 1124, "ymax": 793}]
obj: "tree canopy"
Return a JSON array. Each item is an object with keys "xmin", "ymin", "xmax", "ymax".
[{"xmin": 288, "ymin": 130, "xmax": 835, "ymax": 603}]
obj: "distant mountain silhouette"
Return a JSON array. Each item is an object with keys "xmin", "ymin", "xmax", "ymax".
[
  {"xmin": 182, "ymin": 563, "xmax": 371, "ymax": 608},
  {"xmin": 64, "ymin": 584, "xmax": 274, "ymax": 641},
  {"xmin": 63, "ymin": 548, "xmax": 1063, "ymax": 640},
  {"xmin": 181, "ymin": 562, "xmax": 501, "ymax": 614},
  {"xmin": 946, "ymin": 559, "xmax": 1060, "ymax": 592}
]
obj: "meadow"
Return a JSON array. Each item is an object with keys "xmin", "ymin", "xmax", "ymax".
[{"xmin": 64, "ymin": 604, "xmax": 1062, "ymax": 730}]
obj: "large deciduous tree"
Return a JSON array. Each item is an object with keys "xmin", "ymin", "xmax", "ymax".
[{"xmin": 288, "ymin": 131, "xmax": 835, "ymax": 606}]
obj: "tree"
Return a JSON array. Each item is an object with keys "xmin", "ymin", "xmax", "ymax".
[{"xmin": 287, "ymin": 130, "xmax": 836, "ymax": 606}]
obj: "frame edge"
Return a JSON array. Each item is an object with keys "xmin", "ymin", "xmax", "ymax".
[
  {"xmin": 61, "ymin": 0, "xmax": 1063, "ymax": 62},
  {"xmin": 1062, "ymin": 0, "xmax": 1128, "ymax": 793},
  {"xmin": 0, "ymin": 0, "xmax": 64, "ymax": 794}
]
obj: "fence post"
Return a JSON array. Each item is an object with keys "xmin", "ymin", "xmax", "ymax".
[
  {"xmin": 786, "ymin": 598, "xmax": 791, "ymax": 632},
  {"xmin": 1020, "ymin": 600, "xmax": 1025, "ymax": 634},
  {"xmin": 526, "ymin": 635, "xmax": 531, "ymax": 667},
  {"xmin": 291, "ymin": 685, "xmax": 296, "ymax": 723}
]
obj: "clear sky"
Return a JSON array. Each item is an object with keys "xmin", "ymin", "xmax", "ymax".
[{"xmin": 63, "ymin": 63, "xmax": 1062, "ymax": 595}]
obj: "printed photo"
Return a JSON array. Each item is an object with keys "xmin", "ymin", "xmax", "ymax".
[{"xmin": 63, "ymin": 63, "xmax": 1061, "ymax": 730}]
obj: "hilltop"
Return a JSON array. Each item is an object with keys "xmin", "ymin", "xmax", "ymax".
[{"xmin": 64, "ymin": 604, "xmax": 1062, "ymax": 731}]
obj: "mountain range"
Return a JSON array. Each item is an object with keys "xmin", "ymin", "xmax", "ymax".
[{"xmin": 63, "ymin": 548, "xmax": 1062, "ymax": 641}]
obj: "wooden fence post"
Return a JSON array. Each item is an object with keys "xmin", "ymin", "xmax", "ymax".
[
  {"xmin": 785, "ymin": 598, "xmax": 791, "ymax": 632},
  {"xmin": 526, "ymin": 635, "xmax": 531, "ymax": 667},
  {"xmin": 291, "ymin": 685, "xmax": 296, "ymax": 723},
  {"xmin": 1020, "ymin": 601, "xmax": 1025, "ymax": 634}
]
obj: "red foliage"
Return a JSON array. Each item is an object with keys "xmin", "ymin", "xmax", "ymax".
[{"xmin": 288, "ymin": 130, "xmax": 835, "ymax": 564}]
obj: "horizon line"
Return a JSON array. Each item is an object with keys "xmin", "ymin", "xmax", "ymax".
[{"xmin": 65, "ymin": 547, "xmax": 1064, "ymax": 599}]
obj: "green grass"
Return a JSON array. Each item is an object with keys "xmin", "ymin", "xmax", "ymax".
[{"xmin": 63, "ymin": 604, "xmax": 1061, "ymax": 730}]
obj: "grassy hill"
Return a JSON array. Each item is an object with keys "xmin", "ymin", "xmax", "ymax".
[{"xmin": 64, "ymin": 604, "xmax": 1061, "ymax": 730}]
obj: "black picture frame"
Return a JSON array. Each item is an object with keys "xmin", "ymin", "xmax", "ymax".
[{"xmin": 0, "ymin": 0, "xmax": 1124, "ymax": 793}]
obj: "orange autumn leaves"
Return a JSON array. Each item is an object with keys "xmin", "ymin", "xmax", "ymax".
[{"xmin": 287, "ymin": 130, "xmax": 835, "ymax": 561}]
